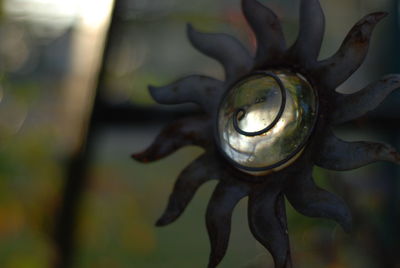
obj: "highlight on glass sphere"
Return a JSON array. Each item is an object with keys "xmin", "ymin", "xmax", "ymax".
[{"xmin": 217, "ymin": 70, "xmax": 317, "ymax": 174}]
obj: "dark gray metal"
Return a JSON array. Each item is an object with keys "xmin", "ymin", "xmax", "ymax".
[
  {"xmin": 132, "ymin": 0, "xmax": 400, "ymax": 267},
  {"xmin": 248, "ymin": 185, "xmax": 291, "ymax": 268},
  {"xmin": 155, "ymin": 152, "xmax": 222, "ymax": 227},
  {"xmin": 284, "ymin": 165, "xmax": 352, "ymax": 232},
  {"xmin": 149, "ymin": 75, "xmax": 223, "ymax": 114},
  {"xmin": 289, "ymin": 0, "xmax": 325, "ymax": 67},
  {"xmin": 315, "ymin": 129, "xmax": 400, "ymax": 170},
  {"xmin": 332, "ymin": 74, "xmax": 400, "ymax": 124},
  {"xmin": 206, "ymin": 181, "xmax": 250, "ymax": 268},
  {"xmin": 311, "ymin": 12, "xmax": 387, "ymax": 90},
  {"xmin": 132, "ymin": 115, "xmax": 212, "ymax": 162},
  {"xmin": 187, "ymin": 24, "xmax": 253, "ymax": 82},
  {"xmin": 242, "ymin": 0, "xmax": 286, "ymax": 67}
]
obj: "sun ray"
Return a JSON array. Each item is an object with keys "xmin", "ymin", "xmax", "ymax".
[
  {"xmin": 289, "ymin": 0, "xmax": 325, "ymax": 67},
  {"xmin": 332, "ymin": 74, "xmax": 400, "ymax": 124},
  {"xmin": 315, "ymin": 130, "xmax": 400, "ymax": 170},
  {"xmin": 149, "ymin": 75, "xmax": 224, "ymax": 114},
  {"xmin": 248, "ymin": 188, "xmax": 291, "ymax": 268},
  {"xmin": 242, "ymin": 0, "xmax": 286, "ymax": 67},
  {"xmin": 131, "ymin": 116, "xmax": 212, "ymax": 163},
  {"xmin": 206, "ymin": 181, "xmax": 250, "ymax": 268},
  {"xmin": 156, "ymin": 153, "xmax": 220, "ymax": 226},
  {"xmin": 313, "ymin": 12, "xmax": 387, "ymax": 89},
  {"xmin": 187, "ymin": 24, "xmax": 253, "ymax": 82},
  {"xmin": 284, "ymin": 169, "xmax": 352, "ymax": 232}
]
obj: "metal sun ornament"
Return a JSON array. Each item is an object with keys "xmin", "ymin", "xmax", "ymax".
[{"xmin": 132, "ymin": 0, "xmax": 400, "ymax": 267}]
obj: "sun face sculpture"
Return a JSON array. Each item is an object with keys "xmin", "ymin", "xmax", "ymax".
[{"xmin": 132, "ymin": 0, "xmax": 400, "ymax": 267}]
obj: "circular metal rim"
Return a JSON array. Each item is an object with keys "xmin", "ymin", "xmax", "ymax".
[{"xmin": 214, "ymin": 69, "xmax": 319, "ymax": 173}]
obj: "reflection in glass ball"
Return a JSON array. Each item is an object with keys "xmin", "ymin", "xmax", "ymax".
[{"xmin": 217, "ymin": 70, "xmax": 318, "ymax": 174}]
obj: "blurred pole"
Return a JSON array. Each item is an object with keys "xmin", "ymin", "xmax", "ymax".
[
  {"xmin": 53, "ymin": 1, "xmax": 116, "ymax": 267},
  {"xmin": 379, "ymin": 1, "xmax": 400, "ymax": 267},
  {"xmin": 369, "ymin": 0, "xmax": 400, "ymax": 267}
]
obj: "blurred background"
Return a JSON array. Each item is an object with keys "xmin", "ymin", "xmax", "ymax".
[{"xmin": 0, "ymin": 0, "xmax": 399, "ymax": 267}]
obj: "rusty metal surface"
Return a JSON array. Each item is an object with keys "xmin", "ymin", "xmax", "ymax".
[
  {"xmin": 311, "ymin": 12, "xmax": 387, "ymax": 90},
  {"xmin": 315, "ymin": 129, "xmax": 400, "ymax": 170},
  {"xmin": 132, "ymin": 0, "xmax": 400, "ymax": 267}
]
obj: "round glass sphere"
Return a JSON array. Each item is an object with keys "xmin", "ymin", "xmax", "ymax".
[{"xmin": 217, "ymin": 70, "xmax": 317, "ymax": 174}]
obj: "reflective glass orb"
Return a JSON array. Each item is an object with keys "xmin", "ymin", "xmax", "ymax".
[{"xmin": 217, "ymin": 70, "xmax": 318, "ymax": 174}]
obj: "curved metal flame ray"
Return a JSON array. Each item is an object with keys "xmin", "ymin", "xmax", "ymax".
[
  {"xmin": 149, "ymin": 75, "xmax": 224, "ymax": 114},
  {"xmin": 248, "ymin": 188, "xmax": 291, "ymax": 268},
  {"xmin": 315, "ymin": 130, "xmax": 400, "ymax": 171},
  {"xmin": 332, "ymin": 74, "xmax": 400, "ymax": 124},
  {"xmin": 289, "ymin": 0, "xmax": 325, "ymax": 67},
  {"xmin": 242, "ymin": 0, "xmax": 286, "ymax": 67},
  {"xmin": 187, "ymin": 24, "xmax": 253, "ymax": 82},
  {"xmin": 312, "ymin": 12, "xmax": 387, "ymax": 89},
  {"xmin": 131, "ymin": 116, "xmax": 212, "ymax": 163},
  {"xmin": 206, "ymin": 181, "xmax": 250, "ymax": 268},
  {"xmin": 285, "ymin": 170, "xmax": 352, "ymax": 232},
  {"xmin": 156, "ymin": 153, "xmax": 219, "ymax": 226}
]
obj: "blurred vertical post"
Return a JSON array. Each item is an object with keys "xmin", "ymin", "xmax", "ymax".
[
  {"xmin": 54, "ymin": 0, "xmax": 115, "ymax": 267},
  {"xmin": 379, "ymin": 0, "xmax": 400, "ymax": 266}
]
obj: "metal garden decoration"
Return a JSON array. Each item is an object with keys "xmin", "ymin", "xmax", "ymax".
[{"xmin": 132, "ymin": 0, "xmax": 400, "ymax": 267}]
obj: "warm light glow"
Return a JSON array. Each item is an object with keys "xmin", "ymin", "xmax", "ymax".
[
  {"xmin": 59, "ymin": 0, "xmax": 114, "ymax": 153},
  {"xmin": 4, "ymin": 0, "xmax": 78, "ymax": 36},
  {"xmin": 78, "ymin": 0, "xmax": 114, "ymax": 30},
  {"xmin": 4, "ymin": 0, "xmax": 114, "ymax": 33}
]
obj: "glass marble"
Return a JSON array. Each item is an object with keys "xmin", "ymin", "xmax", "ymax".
[{"xmin": 217, "ymin": 70, "xmax": 317, "ymax": 173}]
